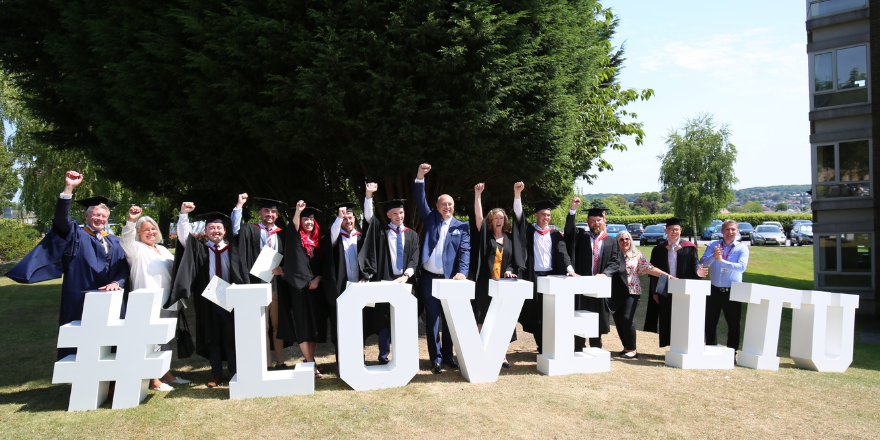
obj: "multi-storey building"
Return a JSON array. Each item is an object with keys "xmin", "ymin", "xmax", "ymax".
[{"xmin": 807, "ymin": 0, "xmax": 878, "ymax": 314}]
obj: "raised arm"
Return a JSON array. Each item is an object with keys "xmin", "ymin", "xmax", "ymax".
[
  {"xmin": 231, "ymin": 193, "xmax": 247, "ymax": 235},
  {"xmin": 292, "ymin": 200, "xmax": 305, "ymax": 231},
  {"xmin": 330, "ymin": 207, "xmax": 344, "ymax": 245},
  {"xmin": 120, "ymin": 205, "xmax": 143, "ymax": 261},
  {"xmin": 512, "ymin": 181, "xmax": 524, "ymax": 221},
  {"xmin": 176, "ymin": 202, "xmax": 195, "ymax": 248},
  {"xmin": 414, "ymin": 163, "xmax": 432, "ymax": 220},
  {"xmin": 54, "ymin": 171, "xmax": 83, "ymax": 238},
  {"xmin": 474, "ymin": 183, "xmax": 485, "ymax": 231},
  {"xmin": 564, "ymin": 197, "xmax": 581, "ymax": 250},
  {"xmin": 364, "ymin": 182, "xmax": 377, "ymax": 224}
]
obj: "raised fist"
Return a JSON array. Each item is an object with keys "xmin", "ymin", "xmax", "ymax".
[
  {"xmin": 65, "ymin": 171, "xmax": 83, "ymax": 189},
  {"xmin": 128, "ymin": 205, "xmax": 143, "ymax": 222},
  {"xmin": 417, "ymin": 163, "xmax": 432, "ymax": 179},
  {"xmin": 236, "ymin": 193, "xmax": 248, "ymax": 208},
  {"xmin": 570, "ymin": 197, "xmax": 581, "ymax": 211},
  {"xmin": 474, "ymin": 183, "xmax": 485, "ymax": 195},
  {"xmin": 513, "ymin": 182, "xmax": 525, "ymax": 195},
  {"xmin": 365, "ymin": 182, "xmax": 378, "ymax": 198},
  {"xmin": 180, "ymin": 202, "xmax": 195, "ymax": 214},
  {"xmin": 296, "ymin": 200, "xmax": 306, "ymax": 212}
]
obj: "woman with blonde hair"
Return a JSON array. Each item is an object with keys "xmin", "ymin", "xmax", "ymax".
[
  {"xmin": 472, "ymin": 183, "xmax": 518, "ymax": 368},
  {"xmin": 613, "ymin": 230, "xmax": 674, "ymax": 359},
  {"xmin": 121, "ymin": 205, "xmax": 189, "ymax": 391}
]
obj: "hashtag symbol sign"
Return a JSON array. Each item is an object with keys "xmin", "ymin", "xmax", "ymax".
[{"xmin": 52, "ymin": 289, "xmax": 177, "ymax": 411}]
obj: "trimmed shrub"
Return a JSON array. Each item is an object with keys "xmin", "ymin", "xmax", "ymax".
[{"xmin": 0, "ymin": 219, "xmax": 41, "ymax": 262}]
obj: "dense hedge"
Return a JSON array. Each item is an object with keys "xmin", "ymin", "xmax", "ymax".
[{"xmin": 0, "ymin": 219, "xmax": 41, "ymax": 262}]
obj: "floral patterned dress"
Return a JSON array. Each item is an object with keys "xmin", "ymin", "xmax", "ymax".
[{"xmin": 625, "ymin": 251, "xmax": 655, "ymax": 296}]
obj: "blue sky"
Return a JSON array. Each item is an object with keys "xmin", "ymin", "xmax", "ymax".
[{"xmin": 579, "ymin": 1, "xmax": 809, "ymax": 194}]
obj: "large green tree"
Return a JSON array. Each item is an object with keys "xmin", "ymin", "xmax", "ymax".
[
  {"xmin": 0, "ymin": 0, "xmax": 650, "ymax": 231},
  {"xmin": 658, "ymin": 113, "xmax": 737, "ymax": 241}
]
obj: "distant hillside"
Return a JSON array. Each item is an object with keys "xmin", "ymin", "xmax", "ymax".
[
  {"xmin": 581, "ymin": 193, "xmax": 642, "ymax": 202},
  {"xmin": 734, "ymin": 184, "xmax": 810, "ymax": 197}
]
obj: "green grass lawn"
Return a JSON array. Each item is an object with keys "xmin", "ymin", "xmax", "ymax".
[{"xmin": 1, "ymin": 245, "xmax": 878, "ymax": 439}]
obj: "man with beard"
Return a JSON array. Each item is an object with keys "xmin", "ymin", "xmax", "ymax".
[
  {"xmin": 511, "ymin": 182, "xmax": 578, "ymax": 354},
  {"xmin": 647, "ymin": 217, "xmax": 708, "ymax": 347},
  {"xmin": 232, "ymin": 195, "xmax": 294, "ymax": 369},
  {"xmin": 564, "ymin": 199, "xmax": 626, "ymax": 350},
  {"xmin": 321, "ymin": 183, "xmax": 377, "ymax": 360},
  {"xmin": 169, "ymin": 204, "xmax": 238, "ymax": 387}
]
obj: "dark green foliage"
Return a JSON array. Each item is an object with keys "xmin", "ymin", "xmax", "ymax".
[
  {"xmin": 0, "ymin": 0, "xmax": 648, "ymax": 231},
  {"xmin": 0, "ymin": 219, "xmax": 41, "ymax": 262}
]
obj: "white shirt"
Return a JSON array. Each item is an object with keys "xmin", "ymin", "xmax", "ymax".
[
  {"xmin": 387, "ymin": 223, "xmax": 415, "ymax": 277},
  {"xmin": 513, "ymin": 198, "xmax": 574, "ymax": 274},
  {"xmin": 121, "ymin": 221, "xmax": 176, "ymax": 310},
  {"xmin": 331, "ymin": 216, "xmax": 360, "ymax": 282},
  {"xmin": 423, "ymin": 217, "xmax": 450, "ymax": 275},
  {"xmin": 178, "ymin": 213, "xmax": 230, "ymax": 282}
]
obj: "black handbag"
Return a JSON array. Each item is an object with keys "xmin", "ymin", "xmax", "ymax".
[{"xmin": 176, "ymin": 312, "xmax": 196, "ymax": 359}]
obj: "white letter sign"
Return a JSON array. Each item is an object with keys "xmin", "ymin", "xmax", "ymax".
[
  {"xmin": 666, "ymin": 279, "xmax": 734, "ymax": 369},
  {"xmin": 537, "ymin": 276, "xmax": 611, "ymax": 376},
  {"xmin": 731, "ymin": 282, "xmax": 801, "ymax": 370},
  {"xmin": 53, "ymin": 289, "xmax": 176, "ymax": 411},
  {"xmin": 790, "ymin": 290, "xmax": 859, "ymax": 372},
  {"xmin": 337, "ymin": 281, "xmax": 419, "ymax": 391},
  {"xmin": 227, "ymin": 284, "xmax": 314, "ymax": 399},
  {"xmin": 433, "ymin": 279, "xmax": 531, "ymax": 383}
]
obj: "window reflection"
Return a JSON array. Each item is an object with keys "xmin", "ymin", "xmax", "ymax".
[
  {"xmin": 816, "ymin": 144, "xmax": 835, "ymax": 182},
  {"xmin": 815, "ymin": 53, "xmax": 833, "ymax": 91},
  {"xmin": 838, "ymin": 140, "xmax": 869, "ymax": 181},
  {"xmin": 816, "ymin": 182, "xmax": 870, "ymax": 198},
  {"xmin": 840, "ymin": 233, "xmax": 871, "ymax": 272},
  {"xmin": 809, "ymin": 0, "xmax": 867, "ymax": 18},
  {"xmin": 837, "ymin": 46, "xmax": 868, "ymax": 89},
  {"xmin": 819, "ymin": 235, "xmax": 838, "ymax": 271}
]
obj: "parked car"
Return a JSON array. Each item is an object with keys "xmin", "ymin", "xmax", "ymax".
[
  {"xmin": 640, "ymin": 224, "xmax": 667, "ymax": 246},
  {"xmin": 751, "ymin": 225, "xmax": 787, "ymax": 246},
  {"xmin": 791, "ymin": 224, "xmax": 814, "ymax": 246},
  {"xmin": 606, "ymin": 224, "xmax": 626, "ymax": 238},
  {"xmin": 627, "ymin": 223, "xmax": 645, "ymax": 239},
  {"xmin": 711, "ymin": 226, "xmax": 741, "ymax": 242},
  {"xmin": 790, "ymin": 219, "xmax": 812, "ymax": 241},
  {"xmin": 737, "ymin": 222, "xmax": 755, "ymax": 240},
  {"xmin": 761, "ymin": 221, "xmax": 784, "ymax": 233},
  {"xmin": 701, "ymin": 220, "xmax": 723, "ymax": 240},
  {"xmin": 575, "ymin": 222, "xmax": 588, "ymax": 232}
]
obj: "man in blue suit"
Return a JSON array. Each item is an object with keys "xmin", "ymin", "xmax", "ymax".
[{"xmin": 414, "ymin": 163, "xmax": 470, "ymax": 374}]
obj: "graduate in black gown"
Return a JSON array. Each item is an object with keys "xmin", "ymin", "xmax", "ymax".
[
  {"xmin": 646, "ymin": 217, "xmax": 708, "ymax": 347},
  {"xmin": 231, "ymin": 194, "xmax": 295, "ymax": 369},
  {"xmin": 6, "ymin": 171, "xmax": 129, "ymax": 361},
  {"xmin": 285, "ymin": 202, "xmax": 328, "ymax": 378},
  {"xmin": 471, "ymin": 183, "xmax": 518, "ymax": 368},
  {"xmin": 563, "ymin": 200, "xmax": 626, "ymax": 351},
  {"xmin": 510, "ymin": 182, "xmax": 577, "ymax": 353},
  {"xmin": 167, "ymin": 205, "xmax": 240, "ymax": 387},
  {"xmin": 320, "ymin": 188, "xmax": 375, "ymax": 362},
  {"xmin": 357, "ymin": 198, "xmax": 420, "ymax": 364}
]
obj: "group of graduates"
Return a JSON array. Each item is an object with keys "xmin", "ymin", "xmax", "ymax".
[{"xmin": 7, "ymin": 164, "xmax": 743, "ymax": 390}]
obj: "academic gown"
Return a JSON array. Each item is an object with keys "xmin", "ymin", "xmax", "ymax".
[
  {"xmin": 469, "ymin": 217, "xmax": 516, "ymax": 325},
  {"xmin": 167, "ymin": 235, "xmax": 241, "ymax": 361},
  {"xmin": 357, "ymin": 220, "xmax": 420, "ymax": 334},
  {"xmin": 284, "ymin": 226, "xmax": 328, "ymax": 344},
  {"xmin": 5, "ymin": 197, "xmax": 129, "ymax": 360},
  {"xmin": 321, "ymin": 220, "xmax": 370, "ymax": 347},
  {"xmin": 234, "ymin": 222, "xmax": 296, "ymax": 346},
  {"xmin": 563, "ymin": 213, "xmax": 627, "ymax": 338},
  {"xmin": 646, "ymin": 240, "xmax": 700, "ymax": 347},
  {"xmin": 511, "ymin": 213, "xmax": 571, "ymax": 340}
]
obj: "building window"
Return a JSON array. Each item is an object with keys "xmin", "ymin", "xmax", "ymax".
[
  {"xmin": 812, "ymin": 45, "xmax": 869, "ymax": 109},
  {"xmin": 814, "ymin": 139, "xmax": 871, "ymax": 198},
  {"xmin": 809, "ymin": 0, "xmax": 867, "ymax": 18},
  {"xmin": 817, "ymin": 233, "xmax": 873, "ymax": 289}
]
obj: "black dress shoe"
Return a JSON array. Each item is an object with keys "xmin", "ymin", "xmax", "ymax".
[
  {"xmin": 377, "ymin": 359, "xmax": 389, "ymax": 365},
  {"xmin": 431, "ymin": 362, "xmax": 442, "ymax": 374},
  {"xmin": 442, "ymin": 357, "xmax": 460, "ymax": 369},
  {"xmin": 501, "ymin": 361, "xmax": 512, "ymax": 369}
]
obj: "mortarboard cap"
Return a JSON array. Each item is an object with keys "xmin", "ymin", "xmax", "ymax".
[
  {"xmin": 333, "ymin": 202, "xmax": 359, "ymax": 214},
  {"xmin": 75, "ymin": 196, "xmax": 119, "ymax": 209},
  {"xmin": 252, "ymin": 197, "xmax": 287, "ymax": 211},
  {"xmin": 380, "ymin": 199, "xmax": 407, "ymax": 210},
  {"xmin": 663, "ymin": 217, "xmax": 685, "ymax": 227},
  {"xmin": 195, "ymin": 211, "xmax": 231, "ymax": 226},
  {"xmin": 300, "ymin": 207, "xmax": 322, "ymax": 219},
  {"xmin": 586, "ymin": 207, "xmax": 608, "ymax": 217},
  {"xmin": 530, "ymin": 200, "xmax": 557, "ymax": 212}
]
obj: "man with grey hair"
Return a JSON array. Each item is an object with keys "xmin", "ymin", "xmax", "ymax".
[
  {"xmin": 7, "ymin": 171, "xmax": 129, "ymax": 360},
  {"xmin": 700, "ymin": 219, "xmax": 749, "ymax": 351}
]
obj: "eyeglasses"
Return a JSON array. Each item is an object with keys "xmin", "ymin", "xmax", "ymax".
[{"xmin": 619, "ymin": 238, "xmax": 630, "ymax": 242}]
